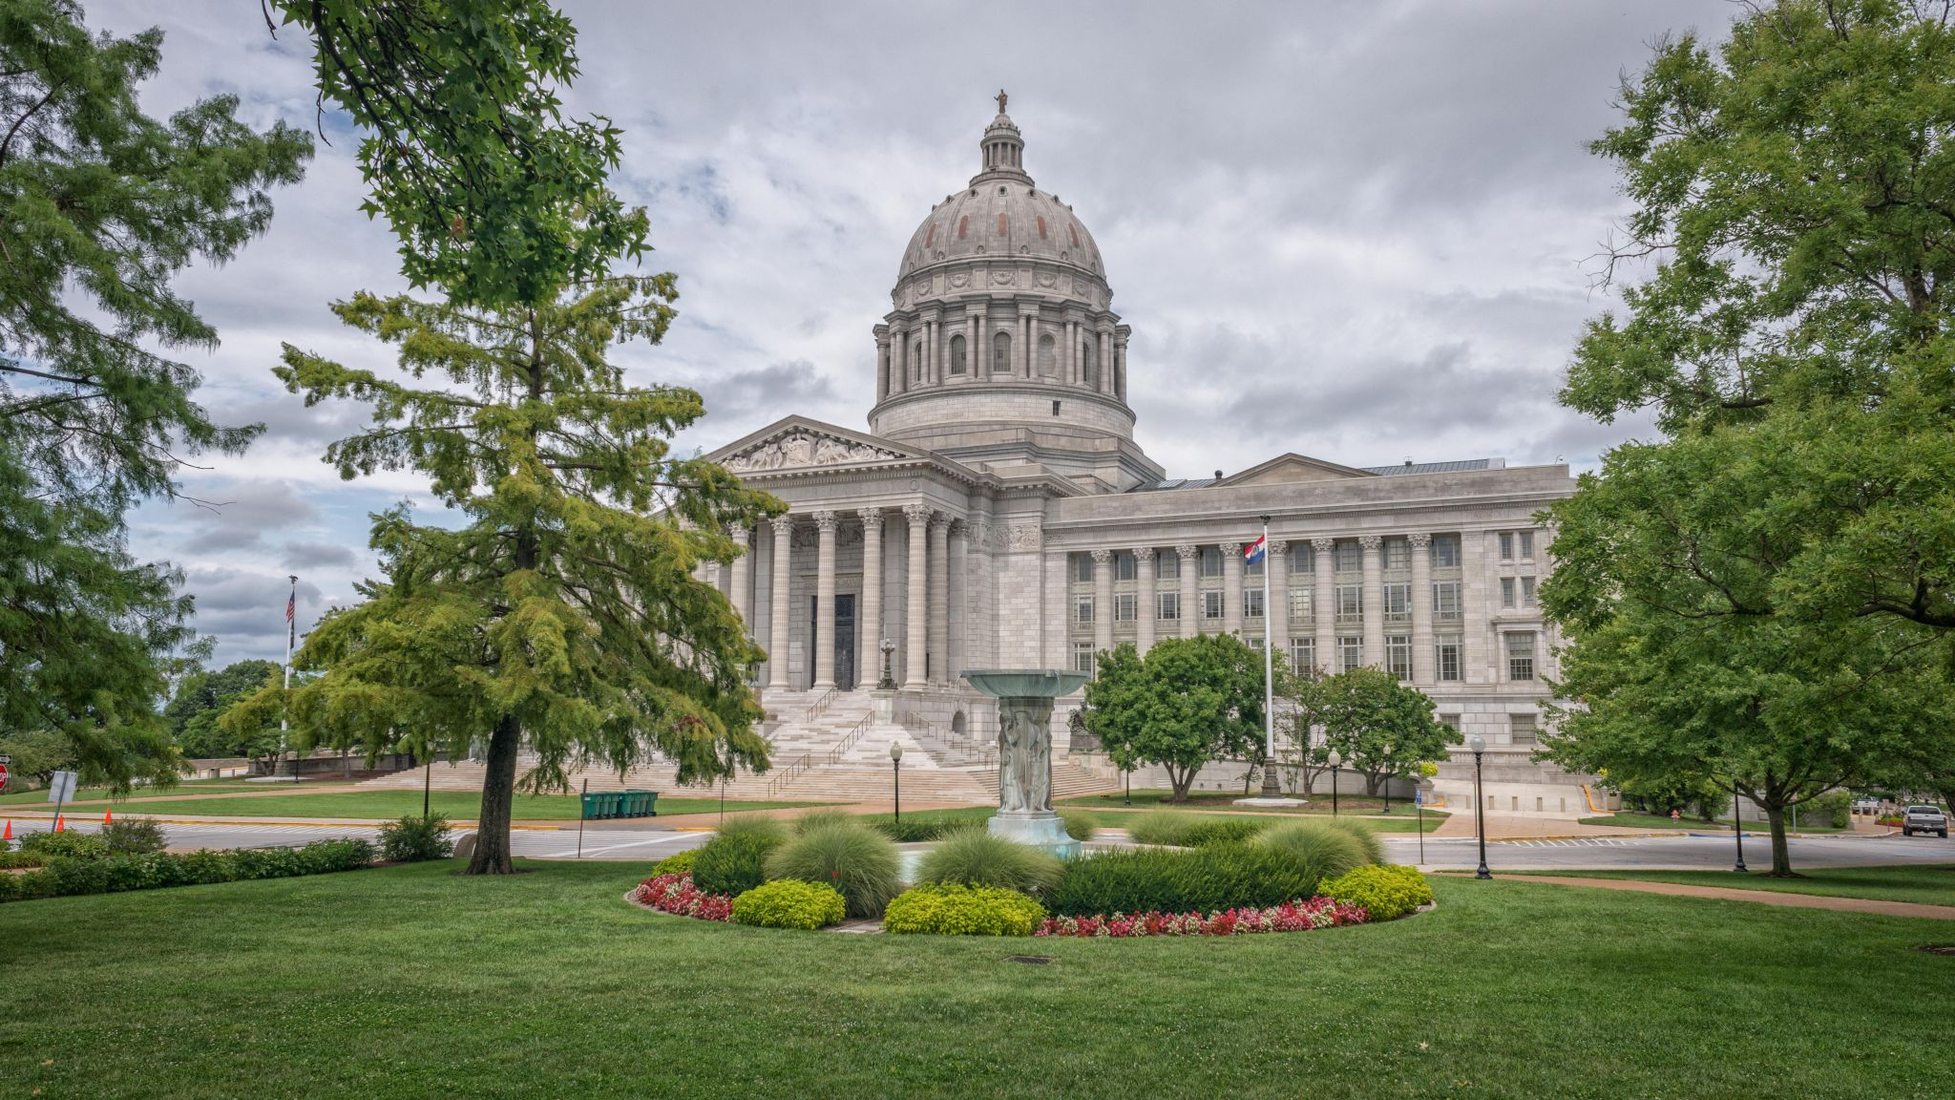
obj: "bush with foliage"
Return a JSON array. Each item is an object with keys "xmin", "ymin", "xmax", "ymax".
[
  {"xmin": 0, "ymin": 838, "xmax": 375, "ymax": 904},
  {"xmin": 378, "ymin": 814, "xmax": 454, "ymax": 863},
  {"xmin": 1318, "ymin": 864, "xmax": 1433, "ymax": 920},
  {"xmin": 690, "ymin": 832, "xmax": 783, "ymax": 897},
  {"xmin": 100, "ymin": 818, "xmax": 168, "ymax": 855},
  {"xmin": 1800, "ymin": 791, "xmax": 1852, "ymax": 829},
  {"xmin": 1125, "ymin": 810, "xmax": 1269, "ymax": 848},
  {"xmin": 730, "ymin": 879, "xmax": 847, "ymax": 930},
  {"xmin": 914, "ymin": 828, "xmax": 1063, "ymax": 896},
  {"xmin": 716, "ymin": 815, "xmax": 790, "ymax": 843},
  {"xmin": 631, "ymin": 872, "xmax": 732, "ymax": 922},
  {"xmin": 860, "ymin": 811, "xmax": 975, "ymax": 842},
  {"xmin": 883, "ymin": 883, "xmax": 1045, "ymax": 936},
  {"xmin": 1317, "ymin": 818, "xmax": 1385, "ymax": 865},
  {"xmin": 18, "ymin": 830, "xmax": 111, "ymax": 861},
  {"xmin": 1059, "ymin": 811, "xmax": 1097, "ymax": 841},
  {"xmin": 1044, "ymin": 843, "xmax": 1316, "ymax": 918},
  {"xmin": 1255, "ymin": 822, "xmax": 1370, "ymax": 887},
  {"xmin": 647, "ymin": 849, "xmax": 697, "ymax": 876},
  {"xmin": 1034, "ymin": 896, "xmax": 1369, "ymax": 937},
  {"xmin": 790, "ymin": 808, "xmax": 853, "ymax": 834},
  {"xmin": 0, "ymin": 851, "xmax": 48, "ymax": 869},
  {"xmin": 764, "ymin": 820, "xmax": 902, "ymax": 918}
]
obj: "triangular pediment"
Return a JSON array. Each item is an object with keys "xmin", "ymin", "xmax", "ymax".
[
  {"xmin": 711, "ymin": 416, "xmax": 924, "ymax": 475},
  {"xmin": 1216, "ymin": 452, "xmax": 1376, "ymax": 486}
]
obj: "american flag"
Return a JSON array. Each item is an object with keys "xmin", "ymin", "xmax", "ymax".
[{"xmin": 285, "ymin": 587, "xmax": 296, "ymax": 648}]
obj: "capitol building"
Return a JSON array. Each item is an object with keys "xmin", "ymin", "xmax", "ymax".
[{"xmin": 694, "ymin": 98, "xmax": 1590, "ymax": 813}]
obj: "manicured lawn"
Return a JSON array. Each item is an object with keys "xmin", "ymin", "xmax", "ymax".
[
  {"xmin": 1086, "ymin": 805, "xmax": 1446, "ymax": 833},
  {"xmin": 1579, "ymin": 812, "xmax": 1853, "ymax": 834},
  {"xmin": 5, "ymin": 863, "xmax": 1950, "ymax": 1097},
  {"xmin": 1528, "ymin": 864, "xmax": 1955, "ymax": 907},
  {"xmin": 0, "ymin": 776, "xmax": 257, "ymax": 807},
  {"xmin": 1062, "ymin": 789, "xmax": 1449, "ymax": 831},
  {"xmin": 76, "ymin": 789, "xmax": 823, "ymax": 821}
]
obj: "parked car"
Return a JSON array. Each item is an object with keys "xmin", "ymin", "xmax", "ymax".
[{"xmin": 1900, "ymin": 805, "xmax": 1949, "ymax": 838}]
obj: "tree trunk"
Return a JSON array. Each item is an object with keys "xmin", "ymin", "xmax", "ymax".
[
  {"xmin": 1362, "ymin": 769, "xmax": 1382, "ymax": 796},
  {"xmin": 1166, "ymin": 763, "xmax": 1195, "ymax": 802},
  {"xmin": 1763, "ymin": 802, "xmax": 1794, "ymax": 877},
  {"xmin": 466, "ymin": 712, "xmax": 522, "ymax": 874}
]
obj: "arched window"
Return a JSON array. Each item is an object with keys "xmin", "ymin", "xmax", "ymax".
[
  {"xmin": 1038, "ymin": 333, "xmax": 1057, "ymax": 376},
  {"xmin": 949, "ymin": 334, "xmax": 966, "ymax": 375},
  {"xmin": 957, "ymin": 216, "xmax": 969, "ymax": 239},
  {"xmin": 992, "ymin": 331, "xmax": 1012, "ymax": 373}
]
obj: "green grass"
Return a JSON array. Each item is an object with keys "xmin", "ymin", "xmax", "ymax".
[
  {"xmin": 1527, "ymin": 865, "xmax": 1955, "ymax": 907},
  {"xmin": 1088, "ymin": 805, "xmax": 1444, "ymax": 833},
  {"xmin": 0, "ymin": 776, "xmax": 260, "ymax": 807},
  {"xmin": 2, "ymin": 862, "xmax": 1951, "ymax": 1097},
  {"xmin": 1061, "ymin": 788, "xmax": 1448, "ymax": 831},
  {"xmin": 61, "ymin": 789, "xmax": 822, "ymax": 821},
  {"xmin": 1579, "ymin": 812, "xmax": 1854, "ymax": 833}
]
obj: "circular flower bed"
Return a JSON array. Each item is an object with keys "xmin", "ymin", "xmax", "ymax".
[
  {"xmin": 631, "ymin": 872, "xmax": 732, "ymax": 922},
  {"xmin": 1034, "ymin": 896, "xmax": 1367, "ymax": 938}
]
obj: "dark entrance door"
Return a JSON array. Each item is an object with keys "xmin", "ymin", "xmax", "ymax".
[{"xmin": 835, "ymin": 594, "xmax": 856, "ymax": 690}]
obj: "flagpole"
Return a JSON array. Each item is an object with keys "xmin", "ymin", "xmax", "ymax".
[
  {"xmin": 1259, "ymin": 514, "xmax": 1279, "ymax": 799},
  {"xmin": 281, "ymin": 574, "xmax": 296, "ymax": 778}
]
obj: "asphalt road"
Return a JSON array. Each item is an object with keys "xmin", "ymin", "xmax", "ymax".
[{"xmin": 9, "ymin": 818, "xmax": 1953, "ymax": 871}]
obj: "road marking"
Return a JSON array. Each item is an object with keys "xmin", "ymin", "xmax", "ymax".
[{"xmin": 540, "ymin": 833, "xmax": 694, "ymax": 858}]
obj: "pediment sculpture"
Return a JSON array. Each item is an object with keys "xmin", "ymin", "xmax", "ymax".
[{"xmin": 724, "ymin": 429, "xmax": 907, "ymax": 473}]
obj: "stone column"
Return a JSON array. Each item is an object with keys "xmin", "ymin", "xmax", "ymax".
[
  {"xmin": 973, "ymin": 313, "xmax": 987, "ymax": 377},
  {"xmin": 1091, "ymin": 548, "xmax": 1113, "ymax": 660},
  {"xmin": 1115, "ymin": 325, "xmax": 1131, "ymax": 399},
  {"xmin": 1019, "ymin": 311, "xmax": 1034, "ymax": 377},
  {"xmin": 812, "ymin": 511, "xmax": 838, "ymax": 690},
  {"xmin": 767, "ymin": 514, "xmax": 793, "ymax": 690},
  {"xmin": 1409, "ymin": 533, "xmax": 1434, "ymax": 683},
  {"xmin": 873, "ymin": 325, "xmax": 890, "ymax": 401},
  {"xmin": 1176, "ymin": 543, "xmax": 1199, "ymax": 639},
  {"xmin": 947, "ymin": 522, "xmax": 968, "ymax": 680},
  {"xmin": 1065, "ymin": 319, "xmax": 1079, "ymax": 384},
  {"xmin": 890, "ymin": 326, "xmax": 907, "ymax": 396},
  {"xmin": 928, "ymin": 513, "xmax": 951, "ymax": 683},
  {"xmin": 1268, "ymin": 539, "xmax": 1290, "ymax": 661},
  {"xmin": 1133, "ymin": 547, "xmax": 1156, "ymax": 653},
  {"xmin": 1098, "ymin": 328, "xmax": 1113, "ymax": 394},
  {"xmin": 924, "ymin": 318, "xmax": 938, "ymax": 385},
  {"xmin": 1312, "ymin": 537, "xmax": 1335, "ymax": 675},
  {"xmin": 903, "ymin": 504, "xmax": 930, "ymax": 689},
  {"xmin": 1360, "ymin": 534, "xmax": 1384, "ymax": 668},
  {"xmin": 858, "ymin": 508, "xmax": 883, "ymax": 685},
  {"xmin": 729, "ymin": 525, "xmax": 754, "ymax": 638},
  {"xmin": 1222, "ymin": 542, "xmax": 1244, "ymax": 635},
  {"xmin": 705, "ymin": 561, "xmax": 723, "ymax": 598}
]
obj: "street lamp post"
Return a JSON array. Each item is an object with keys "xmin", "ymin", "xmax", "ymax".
[
  {"xmin": 1381, "ymin": 742, "xmax": 1395, "ymax": 814},
  {"xmin": 1326, "ymin": 749, "xmax": 1342, "ymax": 817},
  {"xmin": 1732, "ymin": 777, "xmax": 1748, "ymax": 873},
  {"xmin": 890, "ymin": 741, "xmax": 904, "ymax": 824},
  {"xmin": 1469, "ymin": 734, "xmax": 1490, "ymax": 879}
]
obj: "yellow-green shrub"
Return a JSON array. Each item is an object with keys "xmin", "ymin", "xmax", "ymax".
[
  {"xmin": 648, "ymin": 848, "xmax": 697, "ymax": 876},
  {"xmin": 730, "ymin": 879, "xmax": 847, "ymax": 930},
  {"xmin": 1318, "ymin": 864, "xmax": 1433, "ymax": 920},
  {"xmin": 883, "ymin": 883, "xmax": 1045, "ymax": 936}
]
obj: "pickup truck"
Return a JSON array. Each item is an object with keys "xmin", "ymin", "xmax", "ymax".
[{"xmin": 1901, "ymin": 805, "xmax": 1949, "ymax": 839}]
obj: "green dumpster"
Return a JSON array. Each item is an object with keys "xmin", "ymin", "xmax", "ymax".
[
  {"xmin": 619, "ymin": 790, "xmax": 643, "ymax": 817},
  {"xmin": 580, "ymin": 791, "xmax": 605, "ymax": 820},
  {"xmin": 620, "ymin": 789, "xmax": 658, "ymax": 817}
]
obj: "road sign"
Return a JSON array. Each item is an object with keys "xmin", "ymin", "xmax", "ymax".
[
  {"xmin": 49, "ymin": 770, "xmax": 78, "ymax": 805},
  {"xmin": 0, "ymin": 757, "xmax": 9, "ymax": 793}
]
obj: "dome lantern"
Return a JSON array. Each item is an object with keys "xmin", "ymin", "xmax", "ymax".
[{"xmin": 976, "ymin": 89, "xmax": 1029, "ymax": 184}]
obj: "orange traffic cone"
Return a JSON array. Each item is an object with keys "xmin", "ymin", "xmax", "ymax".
[
  {"xmin": 103, "ymin": 807, "xmax": 113, "ymax": 825},
  {"xmin": 2, "ymin": 820, "xmax": 11, "ymax": 841},
  {"xmin": 54, "ymin": 814, "xmax": 64, "ymax": 833}
]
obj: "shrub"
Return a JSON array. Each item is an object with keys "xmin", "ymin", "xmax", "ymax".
[
  {"xmin": 764, "ymin": 820, "xmax": 903, "ymax": 918},
  {"xmin": 1125, "ymin": 810, "xmax": 1269, "ymax": 847},
  {"xmin": 690, "ymin": 832, "xmax": 782, "ymax": 897},
  {"xmin": 915, "ymin": 828, "xmax": 1063, "ymax": 896},
  {"xmin": 731, "ymin": 879, "xmax": 847, "ymax": 929},
  {"xmin": 1316, "ymin": 818, "xmax": 1386, "ymax": 866},
  {"xmin": 862, "ymin": 811, "xmax": 977, "ymax": 842},
  {"xmin": 0, "ymin": 838, "xmax": 375, "ymax": 905},
  {"xmin": 378, "ymin": 815, "xmax": 454, "ymax": 863},
  {"xmin": 883, "ymin": 884, "xmax": 1044, "ymax": 936},
  {"xmin": 1124, "ymin": 810, "xmax": 1196, "ymax": 846},
  {"xmin": 715, "ymin": 814, "xmax": 790, "ymax": 844},
  {"xmin": 1060, "ymin": 811, "xmax": 1097, "ymax": 841},
  {"xmin": 1256, "ymin": 822, "xmax": 1370, "ymax": 887},
  {"xmin": 633, "ymin": 872, "xmax": 732, "ymax": 922},
  {"xmin": 1172, "ymin": 843, "xmax": 1318, "ymax": 912},
  {"xmin": 1034, "ymin": 897, "xmax": 1369, "ymax": 937},
  {"xmin": 19, "ymin": 831, "xmax": 109, "ymax": 861},
  {"xmin": 1800, "ymin": 791, "xmax": 1852, "ymax": 829},
  {"xmin": 790, "ymin": 808, "xmax": 854, "ymax": 835},
  {"xmin": 1044, "ymin": 843, "xmax": 1315, "ymax": 917},
  {"xmin": 0, "ymin": 851, "xmax": 47, "ymax": 870},
  {"xmin": 101, "ymin": 819, "xmax": 168, "ymax": 855},
  {"xmin": 648, "ymin": 849, "xmax": 698, "ymax": 876},
  {"xmin": 1319, "ymin": 864, "xmax": 1433, "ymax": 920}
]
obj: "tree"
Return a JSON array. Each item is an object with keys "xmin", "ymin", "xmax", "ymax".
[
  {"xmin": 1077, "ymin": 636, "xmax": 1265, "ymax": 802},
  {"xmin": 0, "ymin": 1, "xmax": 311, "ymax": 789},
  {"xmin": 247, "ymin": 278, "xmax": 780, "ymax": 874},
  {"xmin": 165, "ymin": 659, "xmax": 283, "ymax": 768},
  {"xmin": 1308, "ymin": 667, "xmax": 1457, "ymax": 797}
]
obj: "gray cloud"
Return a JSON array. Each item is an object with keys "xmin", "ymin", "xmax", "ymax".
[{"xmin": 281, "ymin": 541, "xmax": 359, "ymax": 570}]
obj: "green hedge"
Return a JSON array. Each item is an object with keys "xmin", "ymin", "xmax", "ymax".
[
  {"xmin": 691, "ymin": 833, "xmax": 782, "ymax": 897},
  {"xmin": 730, "ymin": 880, "xmax": 847, "ymax": 930},
  {"xmin": 1125, "ymin": 810, "xmax": 1270, "ymax": 847},
  {"xmin": 865, "ymin": 810, "xmax": 1097, "ymax": 843},
  {"xmin": 17, "ymin": 831, "xmax": 110, "ymax": 861},
  {"xmin": 1319, "ymin": 865, "xmax": 1433, "ymax": 920},
  {"xmin": 1044, "ymin": 843, "xmax": 1317, "ymax": 917},
  {"xmin": 0, "ymin": 839, "xmax": 377, "ymax": 904},
  {"xmin": 648, "ymin": 848, "xmax": 697, "ymax": 876},
  {"xmin": 883, "ymin": 884, "xmax": 1045, "ymax": 936}
]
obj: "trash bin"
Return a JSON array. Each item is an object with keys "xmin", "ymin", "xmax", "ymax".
[
  {"xmin": 580, "ymin": 791, "xmax": 605, "ymax": 820},
  {"xmin": 620, "ymin": 790, "xmax": 646, "ymax": 817}
]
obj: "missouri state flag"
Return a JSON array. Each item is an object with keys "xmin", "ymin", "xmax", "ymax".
[{"xmin": 1243, "ymin": 534, "xmax": 1267, "ymax": 566}]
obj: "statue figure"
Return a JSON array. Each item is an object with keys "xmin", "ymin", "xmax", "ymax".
[
  {"xmin": 995, "ymin": 88, "xmax": 1008, "ymax": 113},
  {"xmin": 997, "ymin": 706, "xmax": 1028, "ymax": 812}
]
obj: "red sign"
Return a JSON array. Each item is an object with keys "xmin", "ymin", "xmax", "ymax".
[{"xmin": 0, "ymin": 762, "xmax": 10, "ymax": 793}]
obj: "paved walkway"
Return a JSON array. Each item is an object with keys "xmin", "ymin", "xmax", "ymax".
[
  {"xmin": 1428, "ymin": 813, "xmax": 1667, "ymax": 840},
  {"xmin": 1492, "ymin": 874, "xmax": 1955, "ymax": 921}
]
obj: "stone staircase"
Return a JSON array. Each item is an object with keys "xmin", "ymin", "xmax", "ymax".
[{"xmin": 357, "ymin": 688, "xmax": 1120, "ymax": 807}]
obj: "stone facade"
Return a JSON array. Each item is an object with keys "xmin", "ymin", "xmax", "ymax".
[{"xmin": 705, "ymin": 98, "xmax": 1580, "ymax": 807}]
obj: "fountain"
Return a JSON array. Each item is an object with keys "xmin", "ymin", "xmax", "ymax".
[{"xmin": 960, "ymin": 669, "xmax": 1090, "ymax": 858}]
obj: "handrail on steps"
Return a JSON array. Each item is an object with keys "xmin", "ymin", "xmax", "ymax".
[
  {"xmin": 825, "ymin": 711, "xmax": 875, "ymax": 765},
  {"xmin": 766, "ymin": 752, "xmax": 813, "ymax": 798},
  {"xmin": 805, "ymin": 686, "xmax": 838, "ymax": 721}
]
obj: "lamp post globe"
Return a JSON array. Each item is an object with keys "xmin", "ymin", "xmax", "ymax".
[
  {"xmin": 1326, "ymin": 748, "xmax": 1342, "ymax": 817},
  {"xmin": 1467, "ymin": 734, "xmax": 1490, "ymax": 879}
]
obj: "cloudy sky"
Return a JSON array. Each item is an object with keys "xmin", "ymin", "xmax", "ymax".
[{"xmin": 89, "ymin": 0, "xmax": 1734, "ymax": 665}]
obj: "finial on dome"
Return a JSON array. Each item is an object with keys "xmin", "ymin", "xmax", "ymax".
[{"xmin": 995, "ymin": 88, "xmax": 1008, "ymax": 113}]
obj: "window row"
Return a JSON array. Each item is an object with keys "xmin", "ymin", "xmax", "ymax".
[
  {"xmin": 1074, "ymin": 581, "xmax": 1474, "ymax": 625},
  {"xmin": 1066, "ymin": 534, "xmax": 1471, "ymax": 584},
  {"xmin": 1283, "ymin": 633, "xmax": 1536, "ymax": 684}
]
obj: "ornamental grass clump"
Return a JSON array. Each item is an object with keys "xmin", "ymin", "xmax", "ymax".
[
  {"xmin": 883, "ymin": 883, "xmax": 1045, "ymax": 936},
  {"xmin": 1255, "ymin": 822, "xmax": 1370, "ymax": 887},
  {"xmin": 1319, "ymin": 864, "xmax": 1434, "ymax": 920},
  {"xmin": 1059, "ymin": 811, "xmax": 1097, "ymax": 841},
  {"xmin": 691, "ymin": 832, "xmax": 783, "ymax": 897},
  {"xmin": 915, "ymin": 828, "xmax": 1063, "ymax": 896},
  {"xmin": 1317, "ymin": 817, "xmax": 1386, "ymax": 866},
  {"xmin": 715, "ymin": 815, "xmax": 790, "ymax": 844},
  {"xmin": 1125, "ymin": 810, "xmax": 1268, "ymax": 847},
  {"xmin": 790, "ymin": 808, "xmax": 853, "ymax": 835},
  {"xmin": 765, "ymin": 820, "xmax": 902, "ymax": 918},
  {"xmin": 1124, "ymin": 810, "xmax": 1197, "ymax": 846},
  {"xmin": 730, "ymin": 879, "xmax": 846, "ymax": 930}
]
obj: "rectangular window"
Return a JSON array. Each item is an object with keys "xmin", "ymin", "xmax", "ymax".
[
  {"xmin": 1431, "ymin": 534, "xmax": 1460, "ymax": 568},
  {"xmin": 1200, "ymin": 547, "xmax": 1224, "ymax": 578},
  {"xmin": 1289, "ymin": 587, "xmax": 1313, "ymax": 625},
  {"xmin": 1202, "ymin": 590, "xmax": 1224, "ymax": 620},
  {"xmin": 1245, "ymin": 588, "xmax": 1264, "ymax": 619},
  {"xmin": 1337, "ymin": 636, "xmax": 1363, "ymax": 673},
  {"xmin": 1114, "ymin": 592, "xmax": 1137, "ymax": 622},
  {"xmin": 1075, "ymin": 596, "xmax": 1094, "ymax": 625},
  {"xmin": 1500, "ymin": 577, "xmax": 1517, "ymax": 609},
  {"xmin": 1114, "ymin": 552, "xmax": 1138, "ymax": 581},
  {"xmin": 1433, "ymin": 581, "xmax": 1462, "ymax": 623},
  {"xmin": 1520, "ymin": 575, "xmax": 1537, "ymax": 608},
  {"xmin": 1383, "ymin": 582, "xmax": 1411, "ymax": 625},
  {"xmin": 1289, "ymin": 637, "xmax": 1316, "ymax": 678},
  {"xmin": 1518, "ymin": 530, "xmax": 1535, "ymax": 560},
  {"xmin": 1335, "ymin": 584, "xmax": 1363, "ymax": 624},
  {"xmin": 1073, "ymin": 553, "xmax": 1094, "ymax": 583},
  {"xmin": 1498, "ymin": 532, "xmax": 1515, "ymax": 561},
  {"xmin": 1290, "ymin": 542, "xmax": 1315, "ymax": 574},
  {"xmin": 1382, "ymin": 537, "xmax": 1410, "ymax": 571},
  {"xmin": 1334, "ymin": 540, "xmax": 1362, "ymax": 572},
  {"xmin": 1505, "ymin": 632, "xmax": 1536, "ymax": 681},
  {"xmin": 1157, "ymin": 591, "xmax": 1180, "ymax": 621},
  {"xmin": 1072, "ymin": 642, "xmax": 1095, "ymax": 676},
  {"xmin": 1436, "ymin": 640, "xmax": 1463, "ymax": 682},
  {"xmin": 1437, "ymin": 712, "xmax": 1461, "ymax": 730},
  {"xmin": 1510, "ymin": 713, "xmax": 1539, "ymax": 744},
  {"xmin": 1385, "ymin": 634, "xmax": 1412, "ymax": 681},
  {"xmin": 1157, "ymin": 551, "xmax": 1180, "ymax": 579}
]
